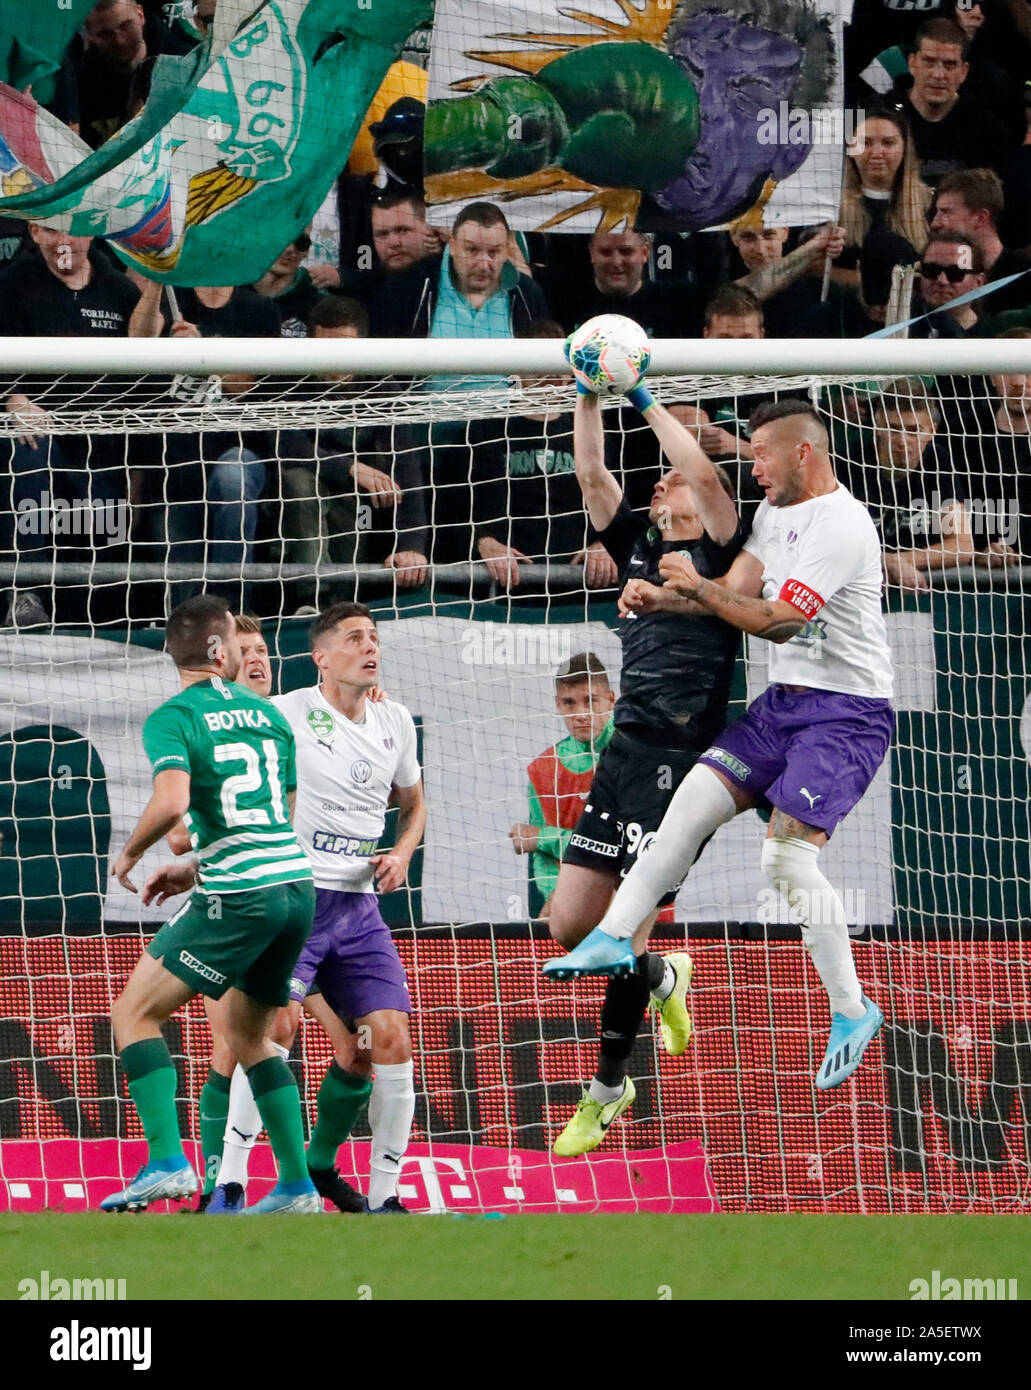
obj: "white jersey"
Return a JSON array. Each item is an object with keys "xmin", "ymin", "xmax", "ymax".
[
  {"xmin": 745, "ymin": 484, "xmax": 894, "ymax": 699},
  {"xmin": 272, "ymin": 686, "xmax": 421, "ymax": 891}
]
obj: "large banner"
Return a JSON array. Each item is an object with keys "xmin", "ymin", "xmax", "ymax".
[
  {"xmin": 0, "ymin": 0, "xmax": 254, "ymax": 218},
  {"xmin": 2, "ymin": 936, "xmax": 1028, "ymax": 1213},
  {"xmin": 425, "ymin": 0, "xmax": 849, "ymax": 233},
  {"xmin": 0, "ymin": 609, "xmax": 934, "ymax": 931}
]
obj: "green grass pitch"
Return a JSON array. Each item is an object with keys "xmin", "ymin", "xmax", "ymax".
[{"xmin": 1, "ymin": 1214, "xmax": 1028, "ymax": 1300}]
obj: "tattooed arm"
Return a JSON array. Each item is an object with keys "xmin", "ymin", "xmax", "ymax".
[
  {"xmin": 658, "ymin": 550, "xmax": 807, "ymax": 643},
  {"xmin": 736, "ymin": 224, "xmax": 845, "ymax": 304}
]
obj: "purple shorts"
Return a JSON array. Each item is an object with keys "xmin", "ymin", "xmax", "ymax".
[
  {"xmin": 289, "ymin": 889, "xmax": 411, "ymax": 1025},
  {"xmin": 699, "ymin": 685, "xmax": 894, "ymax": 836}
]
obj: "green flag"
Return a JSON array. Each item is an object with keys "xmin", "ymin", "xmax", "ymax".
[
  {"xmin": 0, "ymin": 4, "xmax": 95, "ymax": 102},
  {"xmin": 0, "ymin": 0, "xmax": 431, "ymax": 286},
  {"xmin": 0, "ymin": 0, "xmax": 259, "ymax": 222}
]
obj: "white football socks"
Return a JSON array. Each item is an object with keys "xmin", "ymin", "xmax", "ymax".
[
  {"xmin": 217, "ymin": 1042, "xmax": 290, "ymax": 1187},
  {"xmin": 598, "ymin": 765, "xmax": 738, "ymax": 940},
  {"xmin": 367, "ymin": 1059, "xmax": 415, "ymax": 1210},
  {"xmin": 652, "ymin": 957, "xmax": 677, "ymax": 1002},
  {"xmin": 760, "ymin": 837, "xmax": 865, "ymax": 1019},
  {"xmin": 588, "ymin": 1077, "xmax": 626, "ymax": 1105}
]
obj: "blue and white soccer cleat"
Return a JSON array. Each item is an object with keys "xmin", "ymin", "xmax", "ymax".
[
  {"xmin": 816, "ymin": 995, "xmax": 884, "ymax": 1090},
  {"xmin": 206, "ymin": 1181, "xmax": 246, "ymax": 1214},
  {"xmin": 242, "ymin": 1180, "xmax": 323, "ymax": 1214},
  {"xmin": 100, "ymin": 1157, "xmax": 198, "ymax": 1212},
  {"xmin": 543, "ymin": 926, "xmax": 636, "ymax": 980}
]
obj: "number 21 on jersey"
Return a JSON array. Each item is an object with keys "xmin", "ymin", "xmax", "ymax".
[{"xmin": 215, "ymin": 740, "xmax": 287, "ymax": 826}]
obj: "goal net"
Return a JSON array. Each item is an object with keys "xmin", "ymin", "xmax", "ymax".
[{"xmin": 0, "ymin": 339, "xmax": 1028, "ymax": 1215}]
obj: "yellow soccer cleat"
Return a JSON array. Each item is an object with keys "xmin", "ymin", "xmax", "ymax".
[
  {"xmin": 651, "ymin": 953, "xmax": 695, "ymax": 1056},
  {"xmin": 553, "ymin": 1078, "xmax": 636, "ymax": 1156}
]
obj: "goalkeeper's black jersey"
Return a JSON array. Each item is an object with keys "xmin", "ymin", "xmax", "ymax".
[{"xmin": 598, "ymin": 500, "xmax": 744, "ymax": 752}]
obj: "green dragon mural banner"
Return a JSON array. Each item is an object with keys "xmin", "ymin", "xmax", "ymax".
[{"xmin": 425, "ymin": 0, "xmax": 850, "ymax": 233}]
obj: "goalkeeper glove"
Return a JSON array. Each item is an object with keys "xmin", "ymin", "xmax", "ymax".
[
  {"xmin": 564, "ymin": 334, "xmax": 596, "ymax": 395},
  {"xmin": 625, "ymin": 381, "xmax": 656, "ymax": 412}
]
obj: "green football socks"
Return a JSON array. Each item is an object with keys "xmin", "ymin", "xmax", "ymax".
[
  {"xmin": 305, "ymin": 1060, "xmax": 373, "ymax": 1172},
  {"xmin": 121, "ymin": 1037, "xmax": 184, "ymax": 1164},
  {"xmin": 246, "ymin": 1055, "xmax": 310, "ymax": 1185},
  {"xmin": 198, "ymin": 1068, "xmax": 232, "ymax": 1193}
]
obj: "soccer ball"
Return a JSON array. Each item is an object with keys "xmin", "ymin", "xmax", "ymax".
[{"xmin": 566, "ymin": 314, "xmax": 651, "ymax": 396}]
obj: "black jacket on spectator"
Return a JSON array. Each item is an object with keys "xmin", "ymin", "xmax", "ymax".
[
  {"xmin": 548, "ymin": 275, "xmax": 700, "ymax": 338},
  {"xmin": 0, "ymin": 249, "xmax": 140, "ymax": 529},
  {"xmin": 0, "ymin": 249, "xmax": 140, "ymax": 409},
  {"xmin": 894, "ymin": 90, "xmax": 1013, "ymax": 187},
  {"xmin": 949, "ymin": 406, "xmax": 1031, "ymax": 556},
  {"xmin": 838, "ymin": 449, "xmax": 969, "ymax": 553},
  {"xmin": 979, "ymin": 249, "xmax": 1031, "ymax": 316},
  {"xmin": 369, "ymin": 252, "xmax": 548, "ymax": 337},
  {"xmin": 1000, "ymin": 146, "xmax": 1031, "ymax": 251},
  {"xmin": 761, "ymin": 278, "xmax": 871, "ymax": 339},
  {"xmin": 160, "ymin": 287, "xmax": 281, "ymax": 469},
  {"xmin": 473, "ymin": 411, "xmax": 590, "ymax": 561},
  {"xmin": 167, "ymin": 286, "xmax": 282, "ymax": 339},
  {"xmin": 0, "ymin": 218, "xmax": 26, "ymax": 270},
  {"xmin": 0, "ymin": 251, "xmax": 139, "ymax": 339}
]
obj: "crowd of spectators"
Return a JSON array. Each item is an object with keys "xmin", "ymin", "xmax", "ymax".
[{"xmin": 1, "ymin": 0, "xmax": 1031, "ymax": 625}]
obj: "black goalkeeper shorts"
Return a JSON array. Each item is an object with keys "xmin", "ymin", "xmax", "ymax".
[{"xmin": 562, "ymin": 728, "xmax": 704, "ymax": 906}]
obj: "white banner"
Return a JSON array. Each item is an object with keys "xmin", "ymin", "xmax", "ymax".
[
  {"xmin": 0, "ymin": 608, "xmax": 928, "ymax": 929},
  {"xmin": 426, "ymin": 0, "xmax": 847, "ymax": 233}
]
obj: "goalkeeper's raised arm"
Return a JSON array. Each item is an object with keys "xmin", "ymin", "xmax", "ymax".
[
  {"xmin": 572, "ymin": 392, "xmax": 625, "ymax": 534},
  {"xmin": 624, "ymin": 391, "xmax": 740, "ymax": 547}
]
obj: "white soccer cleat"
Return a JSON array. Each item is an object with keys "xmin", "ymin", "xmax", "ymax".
[
  {"xmin": 100, "ymin": 1157, "xmax": 197, "ymax": 1212},
  {"xmin": 242, "ymin": 1181, "xmax": 323, "ymax": 1214}
]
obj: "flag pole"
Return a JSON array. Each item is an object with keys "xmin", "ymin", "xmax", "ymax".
[{"xmin": 821, "ymin": 138, "xmax": 849, "ymax": 304}]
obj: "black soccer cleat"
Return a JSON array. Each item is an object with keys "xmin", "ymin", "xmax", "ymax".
[
  {"xmin": 308, "ymin": 1165, "xmax": 366, "ymax": 1213},
  {"xmin": 180, "ymin": 1190, "xmax": 212, "ymax": 1214}
]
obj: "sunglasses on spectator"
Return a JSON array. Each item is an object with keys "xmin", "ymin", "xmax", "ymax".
[{"xmin": 919, "ymin": 261, "xmax": 971, "ymax": 283}]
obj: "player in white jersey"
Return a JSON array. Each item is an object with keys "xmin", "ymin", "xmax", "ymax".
[
  {"xmin": 270, "ymin": 601, "xmax": 425, "ymax": 1213},
  {"xmin": 549, "ymin": 401, "xmax": 894, "ymax": 1089}
]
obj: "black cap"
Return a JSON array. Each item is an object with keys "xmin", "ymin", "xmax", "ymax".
[{"xmin": 370, "ymin": 98, "xmax": 425, "ymax": 149}]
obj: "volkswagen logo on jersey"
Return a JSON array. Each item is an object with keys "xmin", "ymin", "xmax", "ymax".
[{"xmin": 350, "ymin": 759, "xmax": 373, "ymax": 785}]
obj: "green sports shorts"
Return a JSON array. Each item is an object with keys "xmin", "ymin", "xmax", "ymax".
[{"xmin": 147, "ymin": 878, "xmax": 316, "ymax": 1006}]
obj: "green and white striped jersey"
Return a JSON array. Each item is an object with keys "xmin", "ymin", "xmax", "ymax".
[{"xmin": 142, "ymin": 677, "xmax": 312, "ymax": 893}]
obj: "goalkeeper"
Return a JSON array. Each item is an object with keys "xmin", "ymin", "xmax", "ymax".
[{"xmin": 543, "ymin": 357, "xmax": 744, "ymax": 1156}]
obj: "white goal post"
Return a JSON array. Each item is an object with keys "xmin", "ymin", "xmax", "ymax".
[{"xmin": 3, "ymin": 335, "xmax": 1031, "ymax": 376}]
